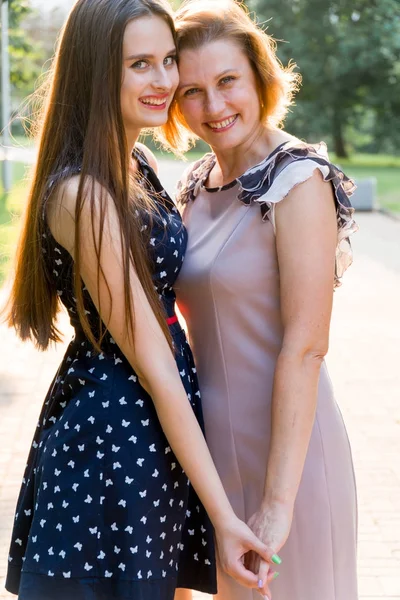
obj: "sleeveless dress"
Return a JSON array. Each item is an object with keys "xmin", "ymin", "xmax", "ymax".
[
  {"xmin": 5, "ymin": 149, "xmax": 217, "ymax": 600},
  {"xmin": 175, "ymin": 141, "xmax": 359, "ymax": 600}
]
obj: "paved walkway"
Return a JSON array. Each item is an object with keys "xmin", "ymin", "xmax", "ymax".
[{"xmin": 1, "ymin": 160, "xmax": 400, "ymax": 598}]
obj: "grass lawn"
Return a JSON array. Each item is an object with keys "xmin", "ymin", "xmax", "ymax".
[
  {"xmin": 332, "ymin": 154, "xmax": 400, "ymax": 214},
  {"xmin": 0, "ymin": 162, "xmax": 30, "ymax": 286}
]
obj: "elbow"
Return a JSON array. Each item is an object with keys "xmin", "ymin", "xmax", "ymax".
[
  {"xmin": 280, "ymin": 338, "xmax": 329, "ymax": 366},
  {"xmin": 304, "ymin": 346, "xmax": 328, "ymax": 364}
]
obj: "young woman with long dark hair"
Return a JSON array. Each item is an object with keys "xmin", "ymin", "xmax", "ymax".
[{"xmin": 4, "ymin": 1, "xmax": 274, "ymax": 599}]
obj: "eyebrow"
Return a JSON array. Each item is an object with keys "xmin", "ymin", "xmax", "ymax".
[
  {"xmin": 125, "ymin": 48, "xmax": 176, "ymax": 62},
  {"xmin": 178, "ymin": 68, "xmax": 237, "ymax": 90}
]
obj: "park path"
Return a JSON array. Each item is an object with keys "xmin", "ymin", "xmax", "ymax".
[{"xmin": 0, "ymin": 158, "xmax": 400, "ymax": 599}]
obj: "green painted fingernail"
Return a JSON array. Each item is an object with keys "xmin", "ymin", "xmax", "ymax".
[
  {"xmin": 273, "ymin": 572, "xmax": 279, "ymax": 580},
  {"xmin": 271, "ymin": 554, "xmax": 282, "ymax": 565}
]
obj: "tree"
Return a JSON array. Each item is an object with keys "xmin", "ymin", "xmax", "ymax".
[
  {"xmin": 247, "ymin": 0, "xmax": 400, "ymax": 156},
  {"xmin": 2, "ymin": 0, "xmax": 44, "ymax": 134}
]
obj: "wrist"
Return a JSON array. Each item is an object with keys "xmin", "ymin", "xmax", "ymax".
[
  {"xmin": 209, "ymin": 505, "xmax": 237, "ymax": 531},
  {"xmin": 261, "ymin": 491, "xmax": 295, "ymax": 514}
]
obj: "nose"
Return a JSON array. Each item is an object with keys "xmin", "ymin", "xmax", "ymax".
[
  {"xmin": 204, "ymin": 90, "xmax": 225, "ymax": 117},
  {"xmin": 153, "ymin": 65, "xmax": 171, "ymax": 91}
]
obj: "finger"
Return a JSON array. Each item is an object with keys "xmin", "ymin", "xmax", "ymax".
[
  {"xmin": 259, "ymin": 570, "xmax": 279, "ymax": 598},
  {"xmin": 228, "ymin": 559, "xmax": 262, "ymax": 589},
  {"xmin": 258, "ymin": 558, "xmax": 270, "ymax": 587},
  {"xmin": 258, "ymin": 579, "xmax": 272, "ymax": 600},
  {"xmin": 253, "ymin": 553, "xmax": 261, "ymax": 580},
  {"xmin": 260, "ymin": 584, "xmax": 272, "ymax": 600},
  {"xmin": 257, "ymin": 559, "xmax": 271, "ymax": 595},
  {"xmin": 244, "ymin": 531, "xmax": 271, "ymax": 564}
]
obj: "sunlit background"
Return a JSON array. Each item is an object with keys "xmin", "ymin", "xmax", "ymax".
[
  {"xmin": 0, "ymin": 2, "xmax": 399, "ymax": 599},
  {"xmin": 1, "ymin": 0, "xmax": 399, "ymax": 284}
]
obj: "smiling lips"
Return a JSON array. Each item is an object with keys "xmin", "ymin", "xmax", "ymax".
[
  {"xmin": 140, "ymin": 94, "xmax": 169, "ymax": 110},
  {"xmin": 206, "ymin": 114, "xmax": 238, "ymax": 132}
]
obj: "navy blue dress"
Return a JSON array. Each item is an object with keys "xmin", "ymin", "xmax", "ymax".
[{"xmin": 6, "ymin": 149, "xmax": 217, "ymax": 600}]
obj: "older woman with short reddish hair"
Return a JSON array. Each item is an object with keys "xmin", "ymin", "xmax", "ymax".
[{"xmin": 161, "ymin": 1, "xmax": 359, "ymax": 599}]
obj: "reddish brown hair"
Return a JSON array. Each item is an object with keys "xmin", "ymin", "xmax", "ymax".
[
  {"xmin": 5, "ymin": 0, "xmax": 176, "ymax": 351},
  {"xmin": 159, "ymin": 0, "xmax": 301, "ymax": 152}
]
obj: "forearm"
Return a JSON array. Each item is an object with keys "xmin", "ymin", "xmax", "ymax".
[
  {"xmin": 263, "ymin": 350, "xmax": 323, "ymax": 510},
  {"xmin": 146, "ymin": 368, "xmax": 235, "ymax": 529}
]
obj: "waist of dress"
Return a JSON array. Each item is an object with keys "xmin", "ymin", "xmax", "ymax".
[
  {"xmin": 70, "ymin": 312, "xmax": 183, "ymax": 348},
  {"xmin": 166, "ymin": 314, "xmax": 178, "ymax": 326},
  {"xmin": 165, "ymin": 312, "xmax": 185, "ymax": 340}
]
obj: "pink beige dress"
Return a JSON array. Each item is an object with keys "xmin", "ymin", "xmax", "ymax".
[{"xmin": 175, "ymin": 141, "xmax": 359, "ymax": 600}]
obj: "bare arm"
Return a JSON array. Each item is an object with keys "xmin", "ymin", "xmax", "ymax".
[
  {"xmin": 264, "ymin": 170, "xmax": 337, "ymax": 509},
  {"xmin": 48, "ymin": 177, "xmax": 271, "ymax": 590},
  {"xmin": 246, "ymin": 171, "xmax": 338, "ymax": 584}
]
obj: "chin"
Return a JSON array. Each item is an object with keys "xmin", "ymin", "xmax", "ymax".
[
  {"xmin": 138, "ymin": 105, "xmax": 171, "ymax": 122},
  {"xmin": 208, "ymin": 136, "xmax": 243, "ymax": 151},
  {"xmin": 202, "ymin": 128, "xmax": 245, "ymax": 151},
  {"xmin": 138, "ymin": 115, "xmax": 169, "ymax": 128}
]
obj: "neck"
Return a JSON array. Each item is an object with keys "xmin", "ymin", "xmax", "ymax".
[
  {"xmin": 210, "ymin": 125, "xmax": 291, "ymax": 187},
  {"xmin": 125, "ymin": 126, "xmax": 141, "ymax": 157}
]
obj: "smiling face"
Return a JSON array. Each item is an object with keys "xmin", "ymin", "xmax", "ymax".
[
  {"xmin": 177, "ymin": 38, "xmax": 263, "ymax": 152},
  {"xmin": 121, "ymin": 15, "xmax": 179, "ymax": 139}
]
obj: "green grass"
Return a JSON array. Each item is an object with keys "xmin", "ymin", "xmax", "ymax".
[
  {"xmin": 331, "ymin": 154, "xmax": 400, "ymax": 213},
  {"xmin": 0, "ymin": 162, "xmax": 30, "ymax": 286}
]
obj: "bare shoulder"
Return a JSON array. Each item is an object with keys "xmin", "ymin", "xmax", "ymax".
[
  {"xmin": 277, "ymin": 169, "xmax": 335, "ymax": 221},
  {"xmin": 135, "ymin": 142, "xmax": 159, "ymax": 174},
  {"xmin": 47, "ymin": 175, "xmax": 113, "ymax": 253},
  {"xmin": 46, "ymin": 175, "xmax": 81, "ymax": 252}
]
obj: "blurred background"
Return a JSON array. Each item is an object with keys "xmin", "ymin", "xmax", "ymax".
[
  {"xmin": 1, "ymin": 0, "xmax": 399, "ymax": 284},
  {"xmin": 0, "ymin": 2, "xmax": 400, "ymax": 599}
]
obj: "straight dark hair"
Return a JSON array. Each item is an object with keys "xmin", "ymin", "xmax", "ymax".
[{"xmin": 5, "ymin": 0, "xmax": 176, "ymax": 351}]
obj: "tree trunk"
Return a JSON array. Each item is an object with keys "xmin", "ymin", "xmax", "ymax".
[{"xmin": 333, "ymin": 110, "xmax": 349, "ymax": 158}]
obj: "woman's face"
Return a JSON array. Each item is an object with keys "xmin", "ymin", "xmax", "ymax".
[
  {"xmin": 177, "ymin": 39, "xmax": 262, "ymax": 152},
  {"xmin": 121, "ymin": 15, "xmax": 179, "ymax": 136}
]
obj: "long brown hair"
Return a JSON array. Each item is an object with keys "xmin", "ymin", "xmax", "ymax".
[
  {"xmin": 5, "ymin": 0, "xmax": 176, "ymax": 351},
  {"xmin": 159, "ymin": 0, "xmax": 301, "ymax": 152}
]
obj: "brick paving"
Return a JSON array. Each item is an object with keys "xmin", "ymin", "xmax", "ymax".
[{"xmin": 1, "ymin": 163, "xmax": 400, "ymax": 599}]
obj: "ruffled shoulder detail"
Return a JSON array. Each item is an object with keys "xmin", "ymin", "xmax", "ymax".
[
  {"xmin": 246, "ymin": 141, "xmax": 358, "ymax": 287},
  {"xmin": 176, "ymin": 153, "xmax": 216, "ymax": 205},
  {"xmin": 177, "ymin": 141, "xmax": 358, "ymax": 287}
]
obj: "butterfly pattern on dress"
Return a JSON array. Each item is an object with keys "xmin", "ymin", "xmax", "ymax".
[{"xmin": 6, "ymin": 148, "xmax": 217, "ymax": 600}]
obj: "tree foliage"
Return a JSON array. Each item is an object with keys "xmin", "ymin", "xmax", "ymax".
[
  {"xmin": 2, "ymin": 0, "xmax": 44, "ymax": 134},
  {"xmin": 247, "ymin": 0, "xmax": 400, "ymax": 156}
]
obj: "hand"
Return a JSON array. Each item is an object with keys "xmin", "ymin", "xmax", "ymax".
[
  {"xmin": 245, "ymin": 501, "xmax": 293, "ymax": 595},
  {"xmin": 214, "ymin": 514, "xmax": 277, "ymax": 596}
]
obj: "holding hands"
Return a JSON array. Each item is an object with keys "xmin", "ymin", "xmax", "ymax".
[
  {"xmin": 212, "ymin": 506, "xmax": 288, "ymax": 599},
  {"xmin": 244, "ymin": 501, "xmax": 293, "ymax": 598}
]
